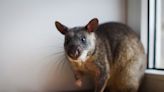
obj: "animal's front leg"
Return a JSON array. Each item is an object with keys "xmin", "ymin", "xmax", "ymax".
[
  {"xmin": 83, "ymin": 56, "xmax": 110, "ymax": 92},
  {"xmin": 93, "ymin": 59, "xmax": 110, "ymax": 92},
  {"xmin": 94, "ymin": 70, "xmax": 109, "ymax": 92},
  {"xmin": 73, "ymin": 70, "xmax": 83, "ymax": 87}
]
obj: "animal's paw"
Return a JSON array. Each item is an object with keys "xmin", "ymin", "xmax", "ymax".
[{"xmin": 75, "ymin": 79, "xmax": 82, "ymax": 87}]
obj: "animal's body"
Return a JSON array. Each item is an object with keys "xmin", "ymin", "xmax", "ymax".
[{"xmin": 55, "ymin": 18, "xmax": 146, "ymax": 92}]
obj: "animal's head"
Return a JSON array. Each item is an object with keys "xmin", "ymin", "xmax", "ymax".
[{"xmin": 55, "ymin": 18, "xmax": 98, "ymax": 62}]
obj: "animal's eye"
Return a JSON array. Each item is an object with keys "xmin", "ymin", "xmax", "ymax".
[{"xmin": 81, "ymin": 36, "xmax": 86, "ymax": 43}]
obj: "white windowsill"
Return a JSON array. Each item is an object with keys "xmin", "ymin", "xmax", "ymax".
[{"xmin": 145, "ymin": 69, "xmax": 164, "ymax": 75}]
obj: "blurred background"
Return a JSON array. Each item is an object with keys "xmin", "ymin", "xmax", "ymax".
[
  {"xmin": 0, "ymin": 0, "xmax": 126, "ymax": 91},
  {"xmin": 0, "ymin": 0, "xmax": 164, "ymax": 92},
  {"xmin": 161, "ymin": 0, "xmax": 164, "ymax": 69}
]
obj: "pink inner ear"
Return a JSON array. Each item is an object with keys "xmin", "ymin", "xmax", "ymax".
[
  {"xmin": 87, "ymin": 25, "xmax": 93, "ymax": 32},
  {"xmin": 86, "ymin": 18, "xmax": 98, "ymax": 32}
]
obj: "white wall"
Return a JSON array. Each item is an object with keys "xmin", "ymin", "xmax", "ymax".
[
  {"xmin": 127, "ymin": 0, "xmax": 148, "ymax": 54},
  {"xmin": 127, "ymin": 0, "xmax": 141, "ymax": 33},
  {"xmin": 162, "ymin": 0, "xmax": 164, "ymax": 28},
  {"xmin": 0, "ymin": 0, "xmax": 126, "ymax": 91}
]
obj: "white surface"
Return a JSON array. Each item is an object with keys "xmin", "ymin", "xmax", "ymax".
[
  {"xmin": 140, "ymin": 0, "xmax": 148, "ymax": 54},
  {"xmin": 0, "ymin": 0, "xmax": 126, "ymax": 91},
  {"xmin": 160, "ymin": 0, "xmax": 164, "ymax": 68},
  {"xmin": 155, "ymin": 0, "xmax": 162, "ymax": 68},
  {"xmin": 127, "ymin": 0, "xmax": 141, "ymax": 33},
  {"xmin": 161, "ymin": 30, "xmax": 164, "ymax": 68},
  {"xmin": 145, "ymin": 69, "xmax": 164, "ymax": 75},
  {"xmin": 148, "ymin": 0, "xmax": 155, "ymax": 68}
]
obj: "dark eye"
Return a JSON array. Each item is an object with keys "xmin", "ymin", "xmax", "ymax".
[{"xmin": 81, "ymin": 36, "xmax": 86, "ymax": 43}]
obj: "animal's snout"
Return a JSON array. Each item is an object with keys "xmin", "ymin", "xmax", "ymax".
[{"xmin": 68, "ymin": 45, "xmax": 81, "ymax": 60}]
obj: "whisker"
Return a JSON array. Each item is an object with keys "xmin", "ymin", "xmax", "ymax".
[
  {"xmin": 55, "ymin": 58, "xmax": 65, "ymax": 75},
  {"xmin": 48, "ymin": 46, "xmax": 64, "ymax": 50},
  {"xmin": 58, "ymin": 58, "xmax": 66, "ymax": 72},
  {"xmin": 44, "ymin": 51, "xmax": 65, "ymax": 59},
  {"xmin": 34, "ymin": 45, "xmax": 66, "ymax": 77},
  {"xmin": 60, "ymin": 59, "xmax": 68, "ymax": 75},
  {"xmin": 53, "ymin": 51, "xmax": 65, "ymax": 55},
  {"xmin": 41, "ymin": 56, "xmax": 63, "ymax": 77},
  {"xmin": 38, "ymin": 52, "xmax": 65, "ymax": 75},
  {"xmin": 53, "ymin": 54, "xmax": 65, "ymax": 67}
]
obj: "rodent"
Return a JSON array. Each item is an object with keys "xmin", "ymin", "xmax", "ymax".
[{"xmin": 55, "ymin": 18, "xmax": 146, "ymax": 92}]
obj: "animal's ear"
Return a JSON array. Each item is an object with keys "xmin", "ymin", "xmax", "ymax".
[
  {"xmin": 55, "ymin": 21, "xmax": 68, "ymax": 35},
  {"xmin": 86, "ymin": 18, "xmax": 99, "ymax": 32}
]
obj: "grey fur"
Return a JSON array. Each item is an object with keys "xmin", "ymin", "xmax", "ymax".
[{"xmin": 55, "ymin": 18, "xmax": 146, "ymax": 92}]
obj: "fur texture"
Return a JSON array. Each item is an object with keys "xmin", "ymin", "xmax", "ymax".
[{"xmin": 55, "ymin": 18, "xmax": 146, "ymax": 92}]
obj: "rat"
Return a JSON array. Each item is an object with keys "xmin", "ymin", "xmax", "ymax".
[{"xmin": 55, "ymin": 18, "xmax": 146, "ymax": 92}]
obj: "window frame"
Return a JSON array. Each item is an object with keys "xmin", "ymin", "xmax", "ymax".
[
  {"xmin": 148, "ymin": 0, "xmax": 164, "ymax": 70},
  {"xmin": 128, "ymin": 0, "xmax": 164, "ymax": 70},
  {"xmin": 127, "ymin": 0, "xmax": 164, "ymax": 91}
]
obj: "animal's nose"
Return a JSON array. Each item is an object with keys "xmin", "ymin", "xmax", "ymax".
[{"xmin": 68, "ymin": 45, "xmax": 81, "ymax": 60}]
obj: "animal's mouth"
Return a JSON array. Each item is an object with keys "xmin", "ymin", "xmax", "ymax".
[
  {"xmin": 67, "ymin": 51, "xmax": 81, "ymax": 60},
  {"xmin": 67, "ymin": 50, "xmax": 89, "ymax": 63},
  {"xmin": 66, "ymin": 45, "xmax": 82, "ymax": 60}
]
